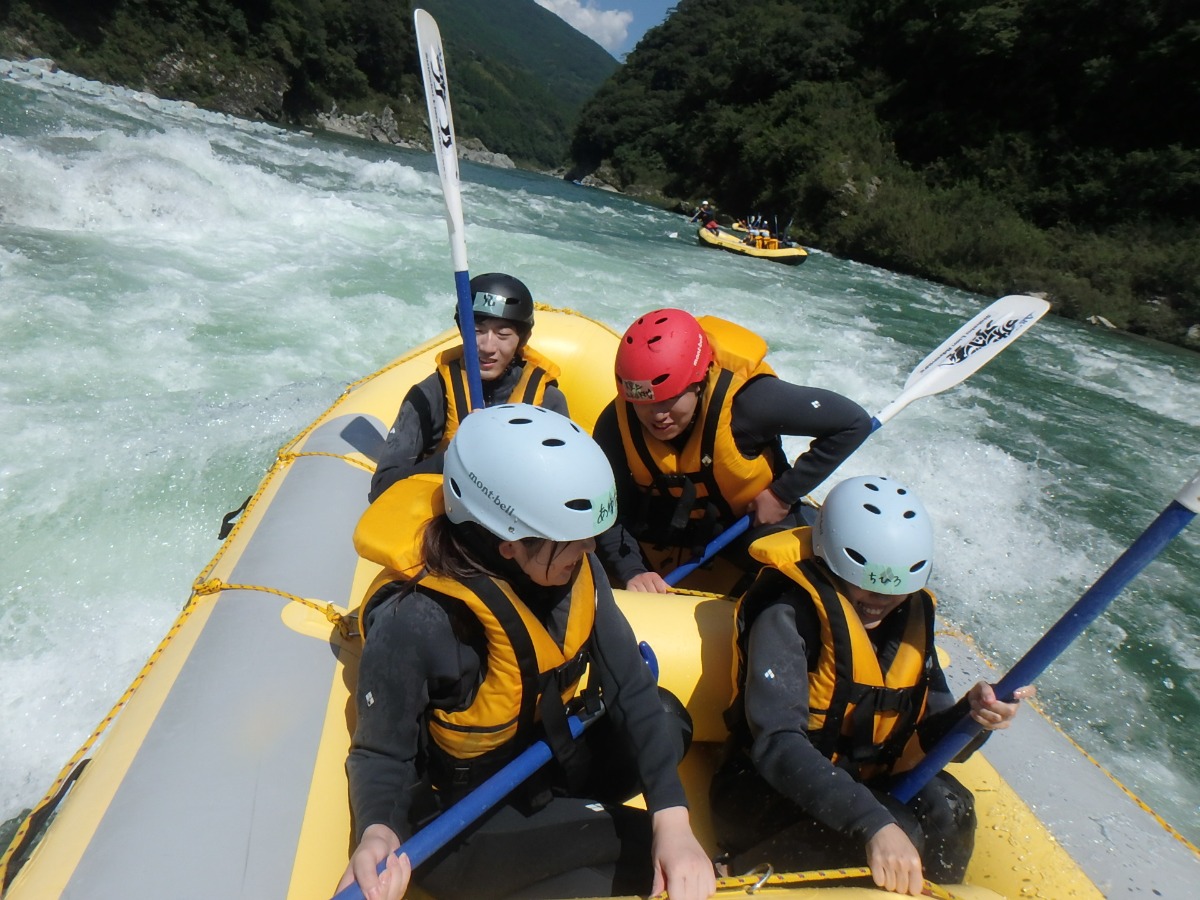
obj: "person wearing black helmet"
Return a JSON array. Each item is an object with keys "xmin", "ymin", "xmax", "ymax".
[{"xmin": 369, "ymin": 272, "xmax": 569, "ymax": 501}]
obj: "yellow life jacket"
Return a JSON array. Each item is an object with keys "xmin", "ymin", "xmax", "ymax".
[
  {"xmin": 352, "ymin": 473, "xmax": 597, "ymax": 785},
  {"xmin": 436, "ymin": 344, "xmax": 561, "ymax": 451},
  {"xmin": 353, "ymin": 473, "xmax": 444, "ymax": 617},
  {"xmin": 733, "ymin": 528, "xmax": 935, "ymax": 781},
  {"xmin": 423, "ymin": 561, "xmax": 596, "ymax": 762},
  {"xmin": 614, "ymin": 316, "xmax": 781, "ymax": 555}
]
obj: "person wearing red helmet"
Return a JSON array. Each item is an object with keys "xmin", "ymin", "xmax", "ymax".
[
  {"xmin": 592, "ymin": 308, "xmax": 872, "ymax": 592},
  {"xmin": 369, "ymin": 272, "xmax": 569, "ymax": 502}
]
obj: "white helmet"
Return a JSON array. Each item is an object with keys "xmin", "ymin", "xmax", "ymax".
[
  {"xmin": 812, "ymin": 476, "xmax": 934, "ymax": 595},
  {"xmin": 443, "ymin": 404, "xmax": 617, "ymax": 541}
]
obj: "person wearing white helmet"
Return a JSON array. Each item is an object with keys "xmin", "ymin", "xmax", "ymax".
[
  {"xmin": 688, "ymin": 198, "xmax": 718, "ymax": 230},
  {"xmin": 369, "ymin": 272, "xmax": 569, "ymax": 502},
  {"xmin": 341, "ymin": 405, "xmax": 716, "ymax": 900},
  {"xmin": 710, "ymin": 476, "xmax": 1035, "ymax": 896}
]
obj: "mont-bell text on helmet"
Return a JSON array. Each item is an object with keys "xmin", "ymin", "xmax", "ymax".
[{"xmin": 466, "ymin": 469, "xmax": 516, "ymax": 524}]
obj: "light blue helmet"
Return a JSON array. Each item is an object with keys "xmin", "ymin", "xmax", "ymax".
[
  {"xmin": 443, "ymin": 404, "xmax": 617, "ymax": 541},
  {"xmin": 813, "ymin": 476, "xmax": 934, "ymax": 595}
]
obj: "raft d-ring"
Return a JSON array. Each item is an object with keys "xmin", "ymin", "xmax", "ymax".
[{"xmin": 744, "ymin": 863, "xmax": 772, "ymax": 893}]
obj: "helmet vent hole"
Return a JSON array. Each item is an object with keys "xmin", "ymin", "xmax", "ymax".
[
  {"xmin": 897, "ymin": 488, "xmax": 908, "ymax": 495},
  {"xmin": 863, "ymin": 504, "xmax": 881, "ymax": 515},
  {"xmin": 845, "ymin": 548, "xmax": 867, "ymax": 564},
  {"xmin": 864, "ymin": 482, "xmax": 880, "ymax": 492},
  {"xmin": 447, "ymin": 476, "xmax": 463, "ymax": 499},
  {"xmin": 903, "ymin": 510, "xmax": 916, "ymax": 519},
  {"xmin": 647, "ymin": 335, "xmax": 663, "ymax": 346},
  {"xmin": 651, "ymin": 374, "xmax": 670, "ymax": 386},
  {"xmin": 509, "ymin": 416, "xmax": 533, "ymax": 425},
  {"xmin": 910, "ymin": 560, "xmax": 928, "ymax": 573},
  {"xmin": 565, "ymin": 499, "xmax": 591, "ymax": 511},
  {"xmin": 543, "ymin": 438, "xmax": 565, "ymax": 447}
]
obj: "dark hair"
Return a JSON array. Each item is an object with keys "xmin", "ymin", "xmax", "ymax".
[{"xmin": 421, "ymin": 515, "xmax": 577, "ymax": 582}]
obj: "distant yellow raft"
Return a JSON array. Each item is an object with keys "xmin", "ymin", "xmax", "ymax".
[
  {"xmin": 3, "ymin": 306, "xmax": 1196, "ymax": 899},
  {"xmin": 697, "ymin": 225, "xmax": 808, "ymax": 265}
]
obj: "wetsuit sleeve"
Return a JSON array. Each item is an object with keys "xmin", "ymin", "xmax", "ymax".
[
  {"xmin": 914, "ymin": 646, "xmax": 990, "ymax": 760},
  {"xmin": 369, "ymin": 373, "xmax": 447, "ymax": 502},
  {"xmin": 347, "ymin": 589, "xmax": 480, "ymax": 842},
  {"xmin": 541, "ymin": 383, "xmax": 570, "ymax": 417},
  {"xmin": 731, "ymin": 377, "xmax": 872, "ymax": 507},
  {"xmin": 585, "ymin": 559, "xmax": 690, "ymax": 812},
  {"xmin": 591, "ymin": 403, "xmax": 653, "ymax": 586},
  {"xmin": 742, "ymin": 602, "xmax": 897, "ymax": 842}
]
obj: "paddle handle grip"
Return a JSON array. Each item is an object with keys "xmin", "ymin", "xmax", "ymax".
[{"xmin": 890, "ymin": 477, "xmax": 1199, "ymax": 803}]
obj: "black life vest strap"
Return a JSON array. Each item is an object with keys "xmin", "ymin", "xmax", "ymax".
[
  {"xmin": 537, "ymin": 647, "xmax": 593, "ymax": 793},
  {"xmin": 444, "ymin": 358, "xmax": 470, "ymax": 422},
  {"xmin": 517, "ymin": 362, "xmax": 545, "ymax": 403},
  {"xmin": 796, "ymin": 558, "xmax": 854, "ymax": 759},
  {"xmin": 434, "ymin": 575, "xmax": 543, "ymax": 792},
  {"xmin": 840, "ymin": 683, "xmax": 919, "ymax": 771},
  {"xmin": 694, "ymin": 368, "xmax": 737, "ymax": 522}
]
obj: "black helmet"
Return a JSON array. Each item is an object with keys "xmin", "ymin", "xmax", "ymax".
[{"xmin": 465, "ymin": 272, "xmax": 534, "ymax": 327}]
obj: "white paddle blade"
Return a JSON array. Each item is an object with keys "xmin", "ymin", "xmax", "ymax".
[
  {"xmin": 414, "ymin": 9, "xmax": 468, "ymax": 272},
  {"xmin": 874, "ymin": 294, "xmax": 1050, "ymax": 425}
]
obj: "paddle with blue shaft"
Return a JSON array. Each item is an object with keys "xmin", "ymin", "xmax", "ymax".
[
  {"xmin": 332, "ymin": 637, "xmax": 667, "ymax": 899},
  {"xmin": 331, "ymin": 705, "xmax": 605, "ymax": 900},
  {"xmin": 889, "ymin": 467, "xmax": 1200, "ymax": 803},
  {"xmin": 664, "ymin": 294, "xmax": 1052, "ymax": 585},
  {"xmin": 414, "ymin": 8, "xmax": 484, "ymax": 411}
]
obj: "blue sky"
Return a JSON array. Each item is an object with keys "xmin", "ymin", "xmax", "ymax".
[{"xmin": 535, "ymin": 1, "xmax": 676, "ymax": 58}]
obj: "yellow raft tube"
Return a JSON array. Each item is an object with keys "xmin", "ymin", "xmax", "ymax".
[
  {"xmin": 696, "ymin": 226, "xmax": 808, "ymax": 266},
  {"xmin": 3, "ymin": 308, "xmax": 1196, "ymax": 899}
]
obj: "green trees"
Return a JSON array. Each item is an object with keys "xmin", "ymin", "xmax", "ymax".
[
  {"xmin": 572, "ymin": 0, "xmax": 1200, "ymax": 348},
  {"xmin": 0, "ymin": 0, "xmax": 417, "ymax": 118},
  {"xmin": 0, "ymin": 0, "xmax": 615, "ymax": 168}
]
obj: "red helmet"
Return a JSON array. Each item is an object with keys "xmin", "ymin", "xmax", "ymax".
[{"xmin": 615, "ymin": 308, "xmax": 713, "ymax": 403}]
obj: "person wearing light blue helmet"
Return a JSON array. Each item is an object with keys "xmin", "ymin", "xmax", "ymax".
[
  {"xmin": 342, "ymin": 405, "xmax": 715, "ymax": 900},
  {"xmin": 711, "ymin": 475, "xmax": 1035, "ymax": 896}
]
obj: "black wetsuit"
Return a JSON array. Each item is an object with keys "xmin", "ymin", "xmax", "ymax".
[
  {"xmin": 592, "ymin": 376, "xmax": 871, "ymax": 586},
  {"xmin": 348, "ymin": 555, "xmax": 689, "ymax": 899},
  {"xmin": 369, "ymin": 361, "xmax": 568, "ymax": 501}
]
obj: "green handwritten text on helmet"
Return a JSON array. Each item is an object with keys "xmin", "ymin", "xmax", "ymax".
[
  {"xmin": 813, "ymin": 475, "xmax": 934, "ymax": 595},
  {"xmin": 443, "ymin": 404, "xmax": 617, "ymax": 541},
  {"xmin": 465, "ymin": 272, "xmax": 535, "ymax": 327},
  {"xmin": 615, "ymin": 308, "xmax": 713, "ymax": 403}
]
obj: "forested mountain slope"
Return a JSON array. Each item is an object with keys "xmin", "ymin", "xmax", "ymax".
[
  {"xmin": 572, "ymin": 0, "xmax": 1200, "ymax": 347},
  {"xmin": 0, "ymin": 0, "xmax": 616, "ymax": 168}
]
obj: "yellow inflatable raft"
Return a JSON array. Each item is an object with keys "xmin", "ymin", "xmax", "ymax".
[
  {"xmin": 697, "ymin": 226, "xmax": 808, "ymax": 266},
  {"xmin": 2, "ymin": 307, "xmax": 1196, "ymax": 899}
]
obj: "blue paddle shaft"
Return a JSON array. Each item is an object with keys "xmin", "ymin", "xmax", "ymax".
[
  {"xmin": 890, "ymin": 496, "xmax": 1197, "ymax": 803},
  {"xmin": 664, "ymin": 417, "xmax": 884, "ymax": 586},
  {"xmin": 453, "ymin": 269, "xmax": 485, "ymax": 410},
  {"xmin": 402, "ymin": 714, "xmax": 588, "ymax": 866},
  {"xmin": 334, "ymin": 713, "xmax": 593, "ymax": 900}
]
